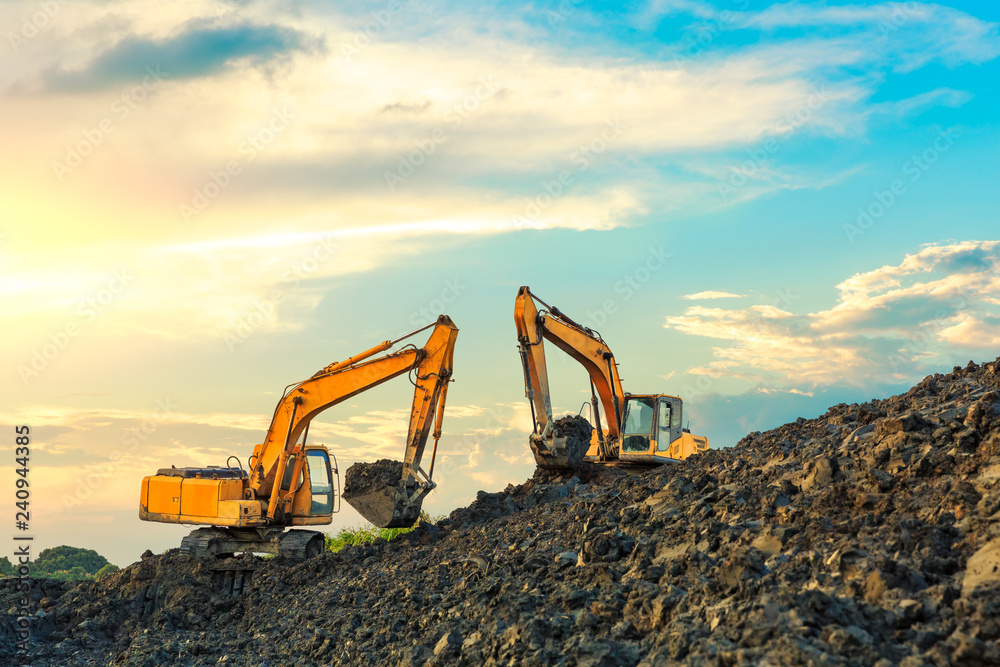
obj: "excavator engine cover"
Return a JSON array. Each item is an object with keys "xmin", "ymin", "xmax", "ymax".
[
  {"xmin": 342, "ymin": 459, "xmax": 426, "ymax": 528},
  {"xmin": 156, "ymin": 467, "xmax": 247, "ymax": 480}
]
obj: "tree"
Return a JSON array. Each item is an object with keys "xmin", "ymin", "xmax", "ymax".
[
  {"xmin": 0, "ymin": 557, "xmax": 14, "ymax": 577},
  {"xmin": 96, "ymin": 563, "xmax": 120, "ymax": 578},
  {"xmin": 33, "ymin": 546, "xmax": 109, "ymax": 577}
]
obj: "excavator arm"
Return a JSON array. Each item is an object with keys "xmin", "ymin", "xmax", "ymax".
[
  {"xmin": 249, "ymin": 315, "xmax": 458, "ymax": 526},
  {"xmin": 515, "ymin": 286, "xmax": 625, "ymax": 465}
]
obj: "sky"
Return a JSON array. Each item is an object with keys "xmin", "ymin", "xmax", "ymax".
[{"xmin": 1, "ymin": 0, "xmax": 998, "ymax": 567}]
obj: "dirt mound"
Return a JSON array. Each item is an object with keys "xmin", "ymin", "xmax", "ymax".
[
  {"xmin": 7, "ymin": 357, "xmax": 1000, "ymax": 666},
  {"xmin": 0, "ymin": 549, "xmax": 259, "ymax": 666},
  {"xmin": 343, "ymin": 459, "xmax": 404, "ymax": 496}
]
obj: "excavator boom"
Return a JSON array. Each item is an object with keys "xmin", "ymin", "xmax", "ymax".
[
  {"xmin": 249, "ymin": 315, "xmax": 458, "ymax": 527},
  {"xmin": 516, "ymin": 287, "xmax": 625, "ymax": 466}
]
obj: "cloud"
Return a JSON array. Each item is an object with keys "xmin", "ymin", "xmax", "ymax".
[
  {"xmin": 871, "ymin": 88, "xmax": 974, "ymax": 120},
  {"xmin": 4, "ymin": 0, "xmax": 995, "ymax": 245},
  {"xmin": 39, "ymin": 22, "xmax": 317, "ymax": 92},
  {"xmin": 736, "ymin": 2, "xmax": 1000, "ymax": 71},
  {"xmin": 683, "ymin": 290, "xmax": 746, "ymax": 300},
  {"xmin": 665, "ymin": 241, "xmax": 1000, "ymax": 389}
]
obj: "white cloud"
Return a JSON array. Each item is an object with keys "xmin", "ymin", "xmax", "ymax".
[
  {"xmin": 6, "ymin": 0, "xmax": 993, "ymax": 249},
  {"xmin": 683, "ymin": 290, "xmax": 746, "ymax": 300},
  {"xmin": 665, "ymin": 241, "xmax": 1000, "ymax": 389},
  {"xmin": 871, "ymin": 88, "xmax": 974, "ymax": 119},
  {"xmin": 738, "ymin": 2, "xmax": 1000, "ymax": 71}
]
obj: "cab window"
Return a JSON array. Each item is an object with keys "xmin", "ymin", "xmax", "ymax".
[
  {"xmin": 306, "ymin": 450, "xmax": 334, "ymax": 515},
  {"xmin": 622, "ymin": 397, "xmax": 655, "ymax": 452},
  {"xmin": 657, "ymin": 402, "xmax": 672, "ymax": 451}
]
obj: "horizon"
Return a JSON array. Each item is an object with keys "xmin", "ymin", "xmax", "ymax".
[{"xmin": 2, "ymin": 0, "xmax": 999, "ymax": 566}]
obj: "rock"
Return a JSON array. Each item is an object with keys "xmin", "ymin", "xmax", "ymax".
[
  {"xmin": 864, "ymin": 570, "xmax": 890, "ymax": 603},
  {"xmin": 554, "ymin": 551, "xmax": 578, "ymax": 567},
  {"xmin": 962, "ymin": 539, "xmax": 1000, "ymax": 596},
  {"xmin": 434, "ymin": 631, "xmax": 462, "ymax": 657},
  {"xmin": 399, "ymin": 645, "xmax": 430, "ymax": 667}
]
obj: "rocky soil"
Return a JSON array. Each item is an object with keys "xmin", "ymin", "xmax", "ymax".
[
  {"xmin": 5, "ymin": 358, "xmax": 1000, "ymax": 666},
  {"xmin": 343, "ymin": 459, "xmax": 405, "ymax": 497}
]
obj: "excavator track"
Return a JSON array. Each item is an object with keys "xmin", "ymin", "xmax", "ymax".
[
  {"xmin": 180, "ymin": 528, "xmax": 229, "ymax": 559},
  {"xmin": 180, "ymin": 527, "xmax": 325, "ymax": 561},
  {"xmin": 179, "ymin": 527, "xmax": 326, "ymax": 597},
  {"xmin": 276, "ymin": 529, "xmax": 326, "ymax": 560}
]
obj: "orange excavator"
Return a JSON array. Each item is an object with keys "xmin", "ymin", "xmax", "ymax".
[
  {"xmin": 138, "ymin": 315, "xmax": 458, "ymax": 559},
  {"xmin": 515, "ymin": 286, "xmax": 708, "ymax": 469}
]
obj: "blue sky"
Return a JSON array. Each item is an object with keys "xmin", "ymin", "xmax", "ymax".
[{"xmin": 1, "ymin": 0, "xmax": 998, "ymax": 565}]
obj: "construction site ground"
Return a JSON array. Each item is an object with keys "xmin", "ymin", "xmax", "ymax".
[{"xmin": 3, "ymin": 358, "xmax": 1000, "ymax": 666}]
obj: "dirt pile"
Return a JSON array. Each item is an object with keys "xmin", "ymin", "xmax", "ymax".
[
  {"xmin": 6, "ymin": 358, "xmax": 1000, "ymax": 666},
  {"xmin": 343, "ymin": 459, "xmax": 404, "ymax": 496}
]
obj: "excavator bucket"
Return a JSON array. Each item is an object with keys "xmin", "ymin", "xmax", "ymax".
[
  {"xmin": 342, "ymin": 459, "xmax": 427, "ymax": 528},
  {"xmin": 529, "ymin": 415, "xmax": 592, "ymax": 469}
]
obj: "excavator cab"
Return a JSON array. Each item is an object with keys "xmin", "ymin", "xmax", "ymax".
[
  {"xmin": 280, "ymin": 446, "xmax": 338, "ymax": 520},
  {"xmin": 615, "ymin": 394, "xmax": 708, "ymax": 463},
  {"xmin": 621, "ymin": 396, "xmax": 656, "ymax": 452}
]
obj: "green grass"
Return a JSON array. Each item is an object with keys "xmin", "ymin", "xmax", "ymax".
[{"xmin": 324, "ymin": 513, "xmax": 437, "ymax": 553}]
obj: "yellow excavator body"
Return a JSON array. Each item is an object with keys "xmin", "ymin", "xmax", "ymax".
[
  {"xmin": 138, "ymin": 315, "xmax": 458, "ymax": 558},
  {"xmin": 515, "ymin": 286, "xmax": 708, "ymax": 469}
]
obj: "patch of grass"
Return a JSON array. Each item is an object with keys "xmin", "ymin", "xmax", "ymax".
[
  {"xmin": 324, "ymin": 524, "xmax": 414, "ymax": 552},
  {"xmin": 324, "ymin": 513, "xmax": 439, "ymax": 553}
]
